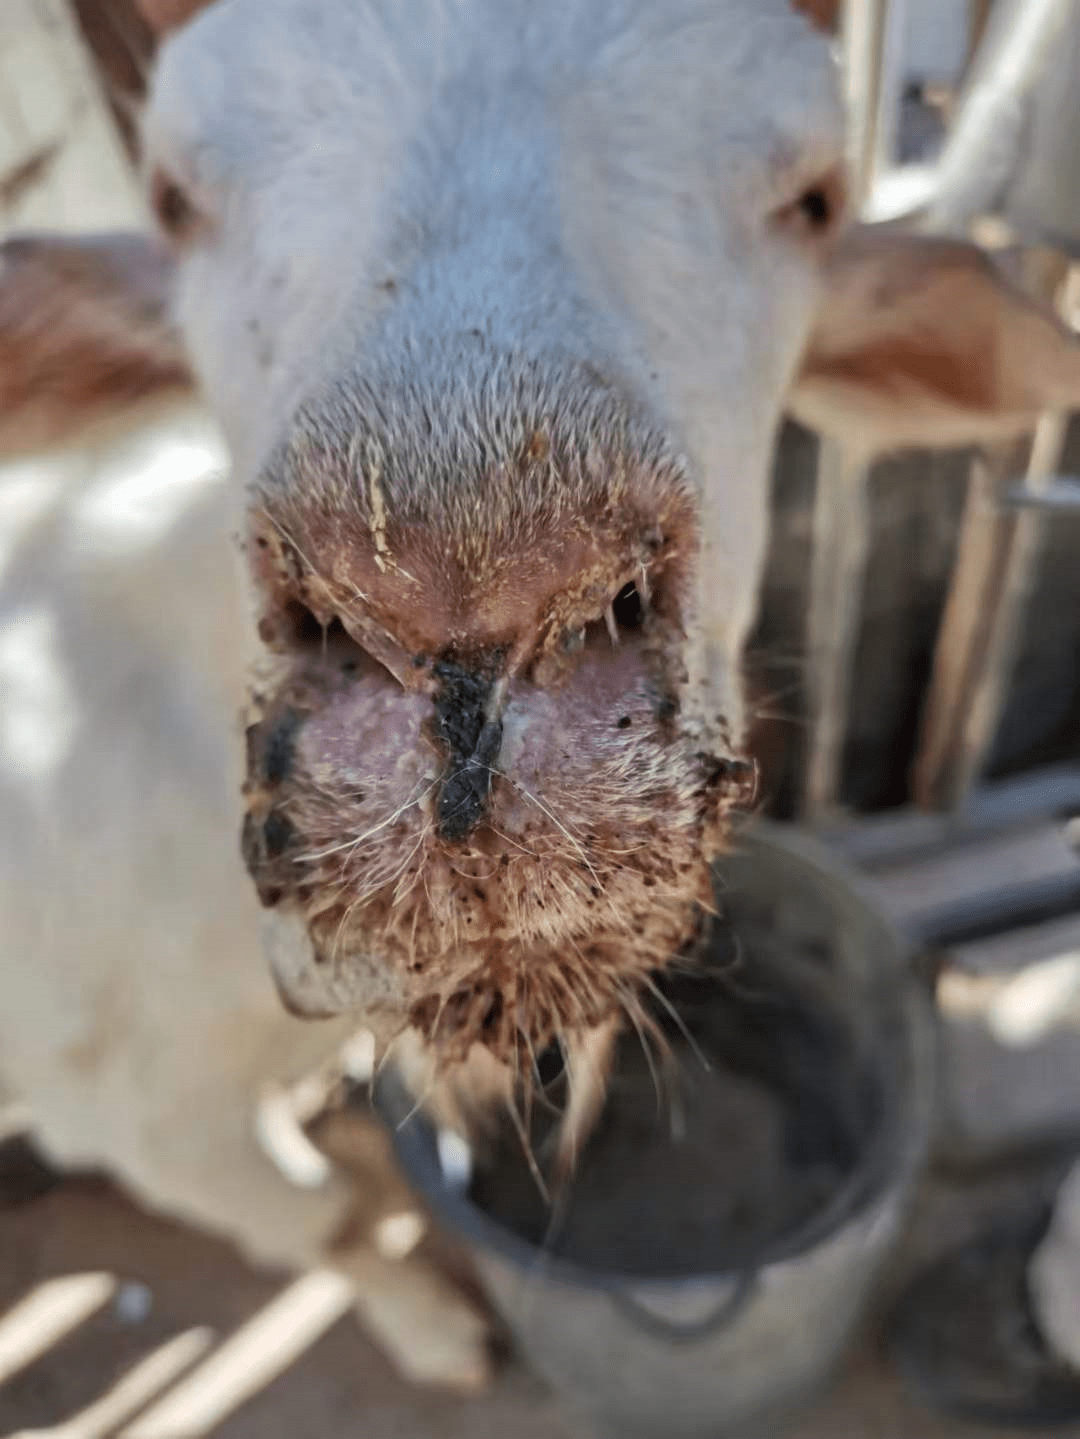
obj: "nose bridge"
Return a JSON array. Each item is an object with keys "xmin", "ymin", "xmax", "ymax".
[{"xmin": 433, "ymin": 657, "xmax": 504, "ymax": 841}]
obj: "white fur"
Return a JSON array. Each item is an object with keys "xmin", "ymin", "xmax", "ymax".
[
  {"xmin": 144, "ymin": 0, "xmax": 843, "ymax": 733},
  {"xmin": 0, "ymin": 402, "xmax": 492, "ymax": 1389},
  {"xmin": 0, "ymin": 404, "xmax": 355, "ymax": 1261},
  {"xmin": 1, "ymin": 0, "xmax": 851, "ymax": 1391}
]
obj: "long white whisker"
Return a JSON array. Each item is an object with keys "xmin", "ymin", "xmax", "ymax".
[
  {"xmin": 641, "ymin": 974, "xmax": 711, "ymax": 1075},
  {"xmin": 485, "ymin": 767, "xmax": 606, "ymax": 893},
  {"xmin": 294, "ymin": 778, "xmax": 437, "ymax": 862}
]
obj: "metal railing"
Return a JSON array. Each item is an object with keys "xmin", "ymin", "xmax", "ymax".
[{"xmin": 802, "ymin": 0, "xmax": 1080, "ymax": 823}]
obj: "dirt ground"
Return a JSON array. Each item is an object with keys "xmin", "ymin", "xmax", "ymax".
[{"xmin": 1, "ymin": 1147, "xmax": 1077, "ymax": 1439}]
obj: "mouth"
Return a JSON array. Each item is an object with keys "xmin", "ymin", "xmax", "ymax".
[{"xmin": 241, "ymin": 627, "xmax": 755, "ymax": 1070}]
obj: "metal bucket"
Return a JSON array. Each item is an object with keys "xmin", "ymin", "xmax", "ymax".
[{"xmin": 377, "ymin": 822, "xmax": 935, "ymax": 1438}]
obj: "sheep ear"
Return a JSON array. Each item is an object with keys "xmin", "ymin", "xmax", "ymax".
[
  {"xmin": 0, "ymin": 231, "xmax": 191, "ymax": 455},
  {"xmin": 789, "ymin": 226, "xmax": 1080, "ymax": 455},
  {"xmin": 133, "ymin": 0, "xmax": 217, "ymax": 33},
  {"xmin": 790, "ymin": 0, "xmax": 841, "ymax": 33}
]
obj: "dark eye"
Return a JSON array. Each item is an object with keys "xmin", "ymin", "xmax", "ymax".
[
  {"xmin": 774, "ymin": 165, "xmax": 847, "ymax": 239},
  {"xmin": 150, "ymin": 168, "xmax": 202, "ymax": 242},
  {"xmin": 799, "ymin": 186, "xmax": 832, "ymax": 228}
]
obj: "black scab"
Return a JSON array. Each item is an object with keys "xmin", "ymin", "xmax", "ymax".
[
  {"xmin": 240, "ymin": 811, "xmax": 287, "ymax": 908},
  {"xmin": 433, "ymin": 659, "xmax": 492, "ymax": 759},
  {"xmin": 240, "ymin": 811, "xmax": 261, "ymax": 874},
  {"xmin": 699, "ymin": 753, "xmax": 757, "ymax": 801},
  {"xmin": 616, "ymin": 715, "xmax": 632, "ymax": 730},
  {"xmin": 244, "ymin": 723, "xmax": 261, "ymax": 777},
  {"xmin": 261, "ymin": 708, "xmax": 304, "ymax": 786},
  {"xmin": 437, "ymin": 720, "xmax": 503, "ymax": 841},
  {"xmin": 473, "ymin": 719, "xmax": 503, "ymax": 771},
  {"xmin": 433, "ymin": 658, "xmax": 505, "ymax": 840},
  {"xmin": 263, "ymin": 810, "xmax": 295, "ymax": 859}
]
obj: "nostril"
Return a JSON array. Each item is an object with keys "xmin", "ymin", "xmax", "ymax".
[
  {"xmin": 275, "ymin": 601, "xmax": 354, "ymax": 652},
  {"xmin": 258, "ymin": 596, "xmax": 400, "ymax": 685},
  {"xmin": 588, "ymin": 579, "xmax": 647, "ymax": 650},
  {"xmin": 611, "ymin": 581, "xmax": 644, "ymax": 631},
  {"xmin": 283, "ymin": 600, "xmax": 328, "ymax": 646},
  {"xmin": 257, "ymin": 597, "xmax": 336, "ymax": 650},
  {"xmin": 536, "ymin": 1039, "xmax": 566, "ymax": 1089}
]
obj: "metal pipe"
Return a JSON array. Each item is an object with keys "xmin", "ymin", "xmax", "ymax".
[
  {"xmin": 929, "ymin": 0, "xmax": 1072, "ymax": 232},
  {"xmin": 912, "ymin": 256, "xmax": 1079, "ymax": 811},
  {"xmin": 866, "ymin": 0, "xmax": 1072, "ymax": 229}
]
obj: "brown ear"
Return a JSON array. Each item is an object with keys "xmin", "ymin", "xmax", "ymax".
[
  {"xmin": 790, "ymin": 0, "xmax": 841, "ymax": 33},
  {"xmin": 789, "ymin": 226, "xmax": 1080, "ymax": 455},
  {"xmin": 133, "ymin": 0, "xmax": 217, "ymax": 32},
  {"xmin": 0, "ymin": 232, "xmax": 192, "ymax": 455}
]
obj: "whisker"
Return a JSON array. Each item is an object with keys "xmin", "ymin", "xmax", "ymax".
[
  {"xmin": 604, "ymin": 604, "xmax": 619, "ymax": 647},
  {"xmin": 485, "ymin": 824, "xmax": 540, "ymax": 859},
  {"xmin": 640, "ymin": 974, "xmax": 711, "ymax": 1075},
  {"xmin": 486, "ymin": 767, "xmax": 606, "ymax": 894},
  {"xmin": 256, "ymin": 509, "xmax": 322, "ymax": 586},
  {"xmin": 295, "ymin": 778, "xmax": 437, "ymax": 862},
  {"xmin": 617, "ymin": 987, "xmax": 665, "ymax": 1116},
  {"xmin": 505, "ymin": 1090, "xmax": 550, "ymax": 1203}
]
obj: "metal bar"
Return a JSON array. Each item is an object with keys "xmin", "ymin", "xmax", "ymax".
[
  {"xmin": 865, "ymin": 0, "xmax": 1071, "ymax": 228},
  {"xmin": 840, "ymin": 0, "xmax": 900, "ymax": 206},
  {"xmin": 823, "ymin": 761, "xmax": 1080, "ymax": 869},
  {"xmin": 913, "ymin": 256, "xmax": 1079, "ymax": 812},
  {"xmin": 865, "ymin": 819, "xmax": 1080, "ymax": 948},
  {"xmin": 1002, "ymin": 478, "xmax": 1080, "ymax": 513},
  {"xmin": 929, "ymin": 0, "xmax": 1072, "ymax": 233},
  {"xmin": 801, "ymin": 0, "xmax": 905, "ymax": 823}
]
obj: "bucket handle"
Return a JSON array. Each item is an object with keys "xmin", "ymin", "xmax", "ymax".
[{"xmin": 610, "ymin": 1272, "xmax": 758, "ymax": 1344}]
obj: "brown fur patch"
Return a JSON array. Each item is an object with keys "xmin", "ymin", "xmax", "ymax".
[
  {"xmin": 0, "ymin": 234, "xmax": 189, "ymax": 454},
  {"xmin": 790, "ymin": 0, "xmax": 840, "ymax": 33}
]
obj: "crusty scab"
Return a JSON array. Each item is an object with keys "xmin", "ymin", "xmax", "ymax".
[
  {"xmin": 431, "ymin": 657, "xmax": 505, "ymax": 841},
  {"xmin": 238, "ymin": 352, "xmax": 756, "ymax": 1077}
]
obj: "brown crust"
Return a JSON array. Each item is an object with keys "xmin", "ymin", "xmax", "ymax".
[{"xmin": 241, "ymin": 631, "xmax": 750, "ymax": 1081}]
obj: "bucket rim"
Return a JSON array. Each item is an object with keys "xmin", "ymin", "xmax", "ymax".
[{"xmin": 373, "ymin": 819, "xmax": 936, "ymax": 1296}]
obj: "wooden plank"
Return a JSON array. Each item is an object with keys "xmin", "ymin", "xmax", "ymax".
[
  {"xmin": 802, "ymin": 443, "xmax": 870, "ymax": 819},
  {"xmin": 801, "ymin": 0, "xmax": 904, "ymax": 823},
  {"xmin": 910, "ymin": 443, "xmax": 1027, "ymax": 808}
]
